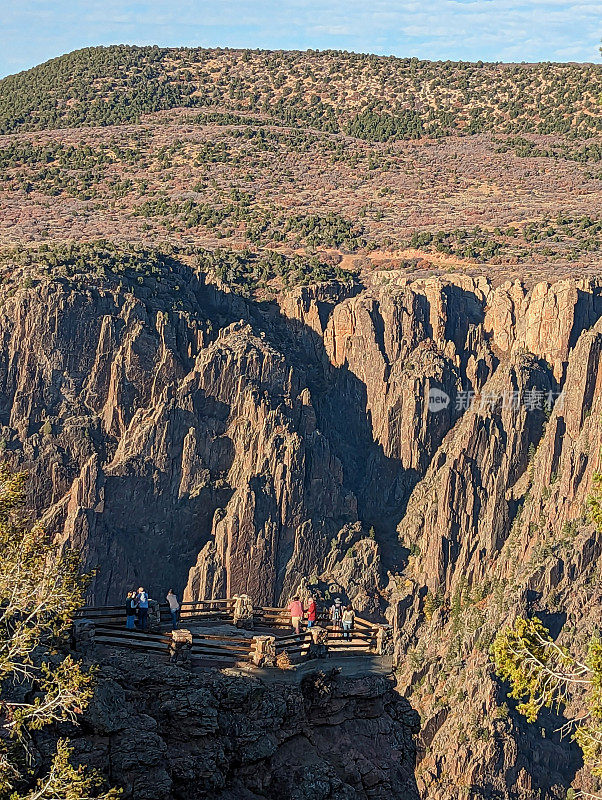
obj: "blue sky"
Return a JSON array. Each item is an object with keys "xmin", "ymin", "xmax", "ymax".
[{"xmin": 1, "ymin": 0, "xmax": 600, "ymax": 78}]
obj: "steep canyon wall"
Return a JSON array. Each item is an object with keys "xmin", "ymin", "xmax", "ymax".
[{"xmin": 2, "ymin": 267, "xmax": 602, "ymax": 797}]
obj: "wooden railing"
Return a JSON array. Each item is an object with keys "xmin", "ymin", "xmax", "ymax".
[
  {"xmin": 77, "ymin": 599, "xmax": 381, "ymax": 666},
  {"xmin": 77, "ymin": 599, "xmax": 237, "ymax": 627},
  {"xmin": 93, "ymin": 626, "xmax": 253, "ymax": 663},
  {"xmin": 77, "ymin": 601, "xmax": 377, "ymax": 630}
]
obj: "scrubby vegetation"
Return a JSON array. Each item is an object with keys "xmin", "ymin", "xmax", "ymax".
[
  {"xmin": 0, "ymin": 47, "xmax": 600, "ymax": 283},
  {"xmin": 1, "ymin": 46, "xmax": 600, "ymax": 139},
  {"xmin": 494, "ymin": 136, "xmax": 602, "ymax": 163},
  {"xmin": 0, "ymin": 240, "xmax": 182, "ymax": 280},
  {"xmin": 0, "ymin": 46, "xmax": 195, "ymax": 134},
  {"xmin": 0, "ymin": 139, "xmax": 143, "ymax": 198},
  {"xmin": 197, "ymin": 247, "xmax": 357, "ymax": 295},
  {"xmin": 408, "ymin": 216, "xmax": 602, "ymax": 263},
  {"xmin": 0, "ymin": 240, "xmax": 358, "ymax": 300},
  {"xmin": 136, "ymin": 195, "xmax": 363, "ymax": 250}
]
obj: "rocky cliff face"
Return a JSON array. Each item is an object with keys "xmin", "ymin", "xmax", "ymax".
[
  {"xmin": 389, "ymin": 282, "xmax": 602, "ymax": 799},
  {"xmin": 2, "ymin": 263, "xmax": 602, "ymax": 798},
  {"xmin": 10, "ymin": 645, "xmax": 414, "ymax": 800},
  {"xmin": 52, "ymin": 653, "xmax": 419, "ymax": 800}
]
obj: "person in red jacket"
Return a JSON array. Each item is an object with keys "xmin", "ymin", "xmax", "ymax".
[
  {"xmin": 288, "ymin": 595, "xmax": 303, "ymax": 634},
  {"xmin": 306, "ymin": 596, "xmax": 317, "ymax": 629}
]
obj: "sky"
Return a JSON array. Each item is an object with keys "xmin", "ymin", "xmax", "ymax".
[{"xmin": 0, "ymin": 0, "xmax": 600, "ymax": 79}]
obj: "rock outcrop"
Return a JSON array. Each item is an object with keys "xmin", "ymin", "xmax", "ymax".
[
  {"xmin": 2, "ymin": 264, "xmax": 602, "ymax": 798},
  {"xmin": 62, "ymin": 653, "xmax": 420, "ymax": 800}
]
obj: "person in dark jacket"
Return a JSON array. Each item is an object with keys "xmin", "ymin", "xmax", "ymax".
[
  {"xmin": 136, "ymin": 587, "xmax": 149, "ymax": 631},
  {"xmin": 125, "ymin": 591, "xmax": 136, "ymax": 630}
]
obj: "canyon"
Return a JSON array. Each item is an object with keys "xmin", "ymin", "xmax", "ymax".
[
  {"xmin": 1, "ymin": 258, "xmax": 601, "ymax": 798},
  {"xmin": 1, "ymin": 44, "xmax": 601, "ymax": 800}
]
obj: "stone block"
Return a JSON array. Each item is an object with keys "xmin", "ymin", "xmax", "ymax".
[
  {"xmin": 170, "ymin": 628, "xmax": 193, "ymax": 666},
  {"xmin": 252, "ymin": 635, "xmax": 276, "ymax": 667}
]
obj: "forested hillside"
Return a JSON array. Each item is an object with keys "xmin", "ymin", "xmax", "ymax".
[
  {"xmin": 0, "ymin": 48, "xmax": 601, "ymax": 287},
  {"xmin": 0, "ymin": 45, "xmax": 600, "ymax": 138}
]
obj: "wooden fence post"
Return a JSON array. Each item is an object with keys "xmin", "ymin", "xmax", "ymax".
[
  {"xmin": 73, "ymin": 618, "xmax": 95, "ymax": 653},
  {"xmin": 148, "ymin": 599, "xmax": 162, "ymax": 632},
  {"xmin": 308, "ymin": 625, "xmax": 328, "ymax": 659},
  {"xmin": 374, "ymin": 624, "xmax": 394, "ymax": 655}
]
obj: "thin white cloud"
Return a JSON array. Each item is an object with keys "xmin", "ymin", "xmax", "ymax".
[{"xmin": 0, "ymin": 0, "xmax": 600, "ymax": 78}]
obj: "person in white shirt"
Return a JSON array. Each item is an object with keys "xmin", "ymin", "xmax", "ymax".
[
  {"xmin": 342, "ymin": 605, "xmax": 355, "ymax": 641},
  {"xmin": 166, "ymin": 588, "xmax": 180, "ymax": 630}
]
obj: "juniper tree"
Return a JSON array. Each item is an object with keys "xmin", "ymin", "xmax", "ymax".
[
  {"xmin": 493, "ymin": 473, "xmax": 602, "ymax": 798},
  {"xmin": 493, "ymin": 616, "xmax": 602, "ymax": 798},
  {"xmin": 0, "ymin": 464, "xmax": 118, "ymax": 799},
  {"xmin": 423, "ymin": 591, "xmax": 436, "ymax": 621}
]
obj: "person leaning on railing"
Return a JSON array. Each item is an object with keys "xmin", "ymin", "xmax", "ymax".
[
  {"xmin": 136, "ymin": 587, "xmax": 149, "ymax": 631},
  {"xmin": 305, "ymin": 596, "xmax": 317, "ymax": 629},
  {"xmin": 166, "ymin": 588, "xmax": 180, "ymax": 630},
  {"xmin": 125, "ymin": 591, "xmax": 136, "ymax": 629},
  {"xmin": 288, "ymin": 596, "xmax": 303, "ymax": 634}
]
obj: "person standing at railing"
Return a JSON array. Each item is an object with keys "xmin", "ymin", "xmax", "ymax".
[
  {"xmin": 136, "ymin": 587, "xmax": 149, "ymax": 631},
  {"xmin": 305, "ymin": 596, "xmax": 317, "ymax": 629},
  {"xmin": 125, "ymin": 591, "xmax": 137, "ymax": 630},
  {"xmin": 166, "ymin": 588, "xmax": 180, "ymax": 630},
  {"xmin": 342, "ymin": 605, "xmax": 355, "ymax": 641},
  {"xmin": 288, "ymin": 595, "xmax": 303, "ymax": 635},
  {"xmin": 330, "ymin": 597, "xmax": 343, "ymax": 632}
]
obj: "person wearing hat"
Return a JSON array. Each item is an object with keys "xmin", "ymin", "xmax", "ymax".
[
  {"xmin": 330, "ymin": 597, "xmax": 343, "ymax": 631},
  {"xmin": 136, "ymin": 586, "xmax": 149, "ymax": 631}
]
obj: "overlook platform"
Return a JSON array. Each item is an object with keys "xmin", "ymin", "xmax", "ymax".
[{"xmin": 74, "ymin": 598, "xmax": 392, "ymax": 673}]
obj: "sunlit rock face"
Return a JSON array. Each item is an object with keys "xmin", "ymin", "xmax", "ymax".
[{"xmin": 2, "ymin": 270, "xmax": 601, "ymax": 798}]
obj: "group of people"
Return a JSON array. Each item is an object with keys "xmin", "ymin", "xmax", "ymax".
[
  {"xmin": 126, "ymin": 588, "xmax": 355, "ymax": 638},
  {"xmin": 125, "ymin": 588, "xmax": 181, "ymax": 631},
  {"xmin": 330, "ymin": 597, "xmax": 356, "ymax": 640},
  {"xmin": 288, "ymin": 595, "xmax": 355, "ymax": 640},
  {"xmin": 125, "ymin": 587, "xmax": 149, "ymax": 630}
]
